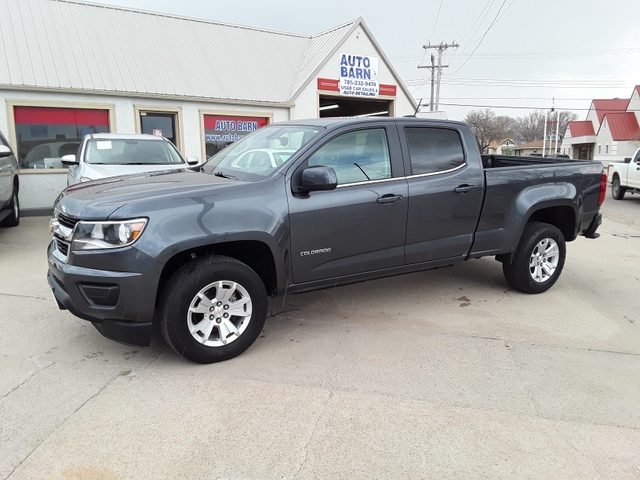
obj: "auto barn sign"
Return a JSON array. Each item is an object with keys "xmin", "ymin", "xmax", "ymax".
[{"xmin": 339, "ymin": 53, "xmax": 379, "ymax": 98}]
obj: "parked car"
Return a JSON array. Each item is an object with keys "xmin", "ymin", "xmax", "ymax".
[
  {"xmin": 48, "ymin": 118, "xmax": 605, "ymax": 364},
  {"xmin": 64, "ymin": 133, "xmax": 200, "ymax": 186},
  {"xmin": 607, "ymin": 147, "xmax": 640, "ymax": 200},
  {"xmin": 0, "ymin": 130, "xmax": 19, "ymax": 227},
  {"xmin": 22, "ymin": 140, "xmax": 81, "ymax": 169}
]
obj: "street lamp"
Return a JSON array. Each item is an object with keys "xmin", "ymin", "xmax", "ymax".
[{"xmin": 542, "ymin": 107, "xmax": 554, "ymax": 157}]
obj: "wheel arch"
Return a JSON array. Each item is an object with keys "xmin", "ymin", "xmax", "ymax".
[
  {"xmin": 157, "ymin": 240, "xmax": 279, "ymax": 307},
  {"xmin": 526, "ymin": 205, "xmax": 577, "ymax": 241}
]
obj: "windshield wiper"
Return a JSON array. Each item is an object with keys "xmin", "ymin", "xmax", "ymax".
[{"xmin": 214, "ymin": 171, "xmax": 237, "ymax": 180}]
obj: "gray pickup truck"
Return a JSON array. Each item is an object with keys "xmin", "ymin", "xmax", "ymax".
[{"xmin": 48, "ymin": 118, "xmax": 606, "ymax": 363}]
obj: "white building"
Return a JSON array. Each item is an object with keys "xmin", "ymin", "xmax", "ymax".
[
  {"xmin": 561, "ymin": 86, "xmax": 640, "ymax": 165},
  {"xmin": 0, "ymin": 0, "xmax": 416, "ymax": 214}
]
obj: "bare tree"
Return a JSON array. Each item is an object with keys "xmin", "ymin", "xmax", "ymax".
[
  {"xmin": 557, "ymin": 111, "xmax": 579, "ymax": 137},
  {"xmin": 513, "ymin": 110, "xmax": 579, "ymax": 144},
  {"xmin": 463, "ymin": 108, "xmax": 509, "ymax": 153},
  {"xmin": 513, "ymin": 111, "xmax": 545, "ymax": 143}
]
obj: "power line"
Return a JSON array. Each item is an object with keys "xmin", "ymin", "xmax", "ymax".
[
  {"xmin": 447, "ymin": 0, "xmax": 512, "ymax": 76},
  {"xmin": 439, "ymin": 97, "xmax": 600, "ymax": 101},
  {"xmin": 427, "ymin": 0, "xmax": 444, "ymax": 45},
  {"xmin": 436, "ymin": 102, "xmax": 640, "ymax": 111},
  {"xmin": 392, "ymin": 47, "xmax": 640, "ymax": 63},
  {"xmin": 404, "ymin": 76, "xmax": 627, "ymax": 88}
]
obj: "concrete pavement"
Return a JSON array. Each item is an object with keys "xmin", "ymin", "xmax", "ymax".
[{"xmin": 0, "ymin": 214, "xmax": 639, "ymax": 479}]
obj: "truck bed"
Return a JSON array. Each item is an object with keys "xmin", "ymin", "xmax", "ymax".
[{"xmin": 481, "ymin": 154, "xmax": 581, "ymax": 169}]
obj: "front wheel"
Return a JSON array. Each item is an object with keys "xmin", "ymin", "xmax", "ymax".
[
  {"xmin": 611, "ymin": 177, "xmax": 626, "ymax": 200},
  {"xmin": 0, "ymin": 188, "xmax": 19, "ymax": 227},
  {"xmin": 159, "ymin": 255, "xmax": 268, "ymax": 364},
  {"xmin": 503, "ymin": 222, "xmax": 566, "ymax": 294}
]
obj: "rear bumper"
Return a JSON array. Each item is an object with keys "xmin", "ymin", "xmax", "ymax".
[{"xmin": 582, "ymin": 213, "xmax": 602, "ymax": 239}]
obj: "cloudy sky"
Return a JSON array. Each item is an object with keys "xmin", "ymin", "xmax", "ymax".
[{"xmin": 97, "ymin": 0, "xmax": 640, "ymax": 121}]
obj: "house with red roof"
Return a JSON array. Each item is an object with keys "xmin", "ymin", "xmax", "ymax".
[{"xmin": 561, "ymin": 86, "xmax": 640, "ymax": 164}]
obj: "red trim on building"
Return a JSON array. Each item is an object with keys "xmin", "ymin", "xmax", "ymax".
[
  {"xmin": 379, "ymin": 84, "xmax": 397, "ymax": 96},
  {"xmin": 317, "ymin": 78, "xmax": 397, "ymax": 96},
  {"xmin": 317, "ymin": 78, "xmax": 340, "ymax": 92},
  {"xmin": 14, "ymin": 106, "xmax": 109, "ymax": 126}
]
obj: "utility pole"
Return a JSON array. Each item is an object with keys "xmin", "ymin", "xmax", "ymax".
[
  {"xmin": 418, "ymin": 41, "xmax": 459, "ymax": 111},
  {"xmin": 418, "ymin": 55, "xmax": 436, "ymax": 111}
]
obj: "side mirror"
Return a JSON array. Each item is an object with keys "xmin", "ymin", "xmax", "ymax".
[
  {"xmin": 186, "ymin": 155, "xmax": 202, "ymax": 171},
  {"xmin": 0, "ymin": 145, "xmax": 13, "ymax": 158},
  {"xmin": 299, "ymin": 166, "xmax": 338, "ymax": 192},
  {"xmin": 61, "ymin": 154, "xmax": 78, "ymax": 165}
]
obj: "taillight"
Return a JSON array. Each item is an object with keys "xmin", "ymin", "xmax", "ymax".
[{"xmin": 598, "ymin": 173, "xmax": 607, "ymax": 205}]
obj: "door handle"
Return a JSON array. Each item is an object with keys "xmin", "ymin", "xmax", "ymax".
[
  {"xmin": 454, "ymin": 184, "xmax": 476, "ymax": 194},
  {"xmin": 377, "ymin": 194, "xmax": 403, "ymax": 204}
]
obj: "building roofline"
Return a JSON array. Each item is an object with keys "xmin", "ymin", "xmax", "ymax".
[{"xmin": 56, "ymin": 0, "xmax": 310, "ymax": 38}]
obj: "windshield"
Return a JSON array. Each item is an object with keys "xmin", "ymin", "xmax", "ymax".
[
  {"xmin": 85, "ymin": 139, "xmax": 185, "ymax": 165},
  {"xmin": 203, "ymin": 125, "xmax": 323, "ymax": 180}
]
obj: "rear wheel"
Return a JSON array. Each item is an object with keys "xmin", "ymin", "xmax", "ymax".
[
  {"xmin": 503, "ymin": 222, "xmax": 566, "ymax": 294},
  {"xmin": 0, "ymin": 187, "xmax": 19, "ymax": 227},
  {"xmin": 159, "ymin": 255, "xmax": 267, "ymax": 364},
  {"xmin": 611, "ymin": 177, "xmax": 626, "ymax": 200}
]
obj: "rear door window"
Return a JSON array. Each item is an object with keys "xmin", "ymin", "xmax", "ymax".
[{"xmin": 405, "ymin": 128, "xmax": 465, "ymax": 175}]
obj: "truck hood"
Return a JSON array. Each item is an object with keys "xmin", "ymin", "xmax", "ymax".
[
  {"xmin": 78, "ymin": 162, "xmax": 188, "ymax": 182},
  {"xmin": 55, "ymin": 169, "xmax": 243, "ymax": 219}
]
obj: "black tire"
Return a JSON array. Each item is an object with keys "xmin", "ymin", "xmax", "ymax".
[
  {"xmin": 611, "ymin": 177, "xmax": 626, "ymax": 200},
  {"xmin": 502, "ymin": 222, "xmax": 566, "ymax": 294},
  {"xmin": 0, "ymin": 187, "xmax": 19, "ymax": 227},
  {"xmin": 159, "ymin": 255, "xmax": 268, "ymax": 364}
]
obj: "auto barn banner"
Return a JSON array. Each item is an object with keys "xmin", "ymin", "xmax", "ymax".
[
  {"xmin": 339, "ymin": 53, "xmax": 379, "ymax": 98},
  {"xmin": 203, "ymin": 114, "xmax": 269, "ymax": 158}
]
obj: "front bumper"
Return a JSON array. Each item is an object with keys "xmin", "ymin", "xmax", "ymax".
[{"xmin": 47, "ymin": 241, "xmax": 159, "ymax": 346}]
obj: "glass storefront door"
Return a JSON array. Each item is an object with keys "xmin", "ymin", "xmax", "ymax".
[{"xmin": 140, "ymin": 113, "xmax": 177, "ymax": 146}]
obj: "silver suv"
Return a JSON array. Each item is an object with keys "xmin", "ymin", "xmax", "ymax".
[
  {"xmin": 64, "ymin": 133, "xmax": 200, "ymax": 186},
  {"xmin": 0, "ymin": 130, "xmax": 19, "ymax": 227}
]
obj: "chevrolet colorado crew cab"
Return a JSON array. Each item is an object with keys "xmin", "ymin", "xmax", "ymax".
[
  {"xmin": 48, "ymin": 118, "xmax": 606, "ymax": 364},
  {"xmin": 608, "ymin": 147, "xmax": 640, "ymax": 200}
]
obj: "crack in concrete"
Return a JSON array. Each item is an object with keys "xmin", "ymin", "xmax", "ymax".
[
  {"xmin": 5, "ymin": 367, "xmax": 125, "ymax": 479},
  {"xmin": 293, "ymin": 390, "xmax": 333, "ymax": 479},
  {"xmin": 0, "ymin": 293, "xmax": 52, "ymax": 301},
  {"xmin": 0, "ymin": 361, "xmax": 54, "ymax": 401},
  {"xmin": 437, "ymin": 332, "xmax": 640, "ymax": 357}
]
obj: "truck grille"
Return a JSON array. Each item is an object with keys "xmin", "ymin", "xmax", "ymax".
[
  {"xmin": 57, "ymin": 212, "xmax": 79, "ymax": 230},
  {"xmin": 56, "ymin": 238, "xmax": 70, "ymax": 256},
  {"xmin": 51, "ymin": 212, "xmax": 79, "ymax": 260}
]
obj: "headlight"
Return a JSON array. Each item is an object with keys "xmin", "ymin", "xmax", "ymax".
[{"xmin": 71, "ymin": 219, "xmax": 147, "ymax": 251}]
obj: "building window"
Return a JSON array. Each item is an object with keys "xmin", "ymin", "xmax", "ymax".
[
  {"xmin": 606, "ymin": 144, "xmax": 609, "ymax": 154},
  {"xmin": 14, "ymin": 106, "xmax": 109, "ymax": 169},
  {"xmin": 598, "ymin": 145, "xmax": 601, "ymax": 154},
  {"xmin": 204, "ymin": 115, "xmax": 269, "ymax": 160}
]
